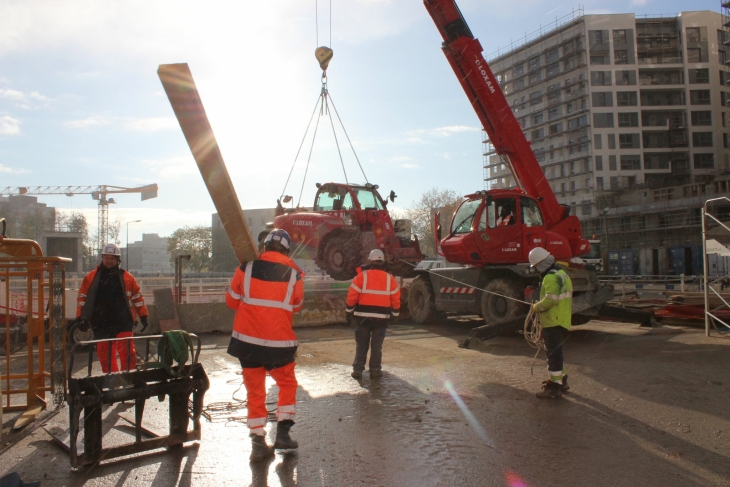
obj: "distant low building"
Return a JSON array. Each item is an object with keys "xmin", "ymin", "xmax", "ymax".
[
  {"xmin": 125, "ymin": 233, "xmax": 172, "ymax": 275},
  {"xmin": 211, "ymin": 209, "xmax": 276, "ymax": 271}
]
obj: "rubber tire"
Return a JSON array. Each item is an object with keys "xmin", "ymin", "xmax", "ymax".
[
  {"xmin": 408, "ymin": 276, "xmax": 437, "ymax": 324},
  {"xmin": 321, "ymin": 235, "xmax": 362, "ymax": 281},
  {"xmin": 480, "ymin": 278, "xmax": 527, "ymax": 325},
  {"xmin": 67, "ymin": 320, "xmax": 94, "ymax": 351}
]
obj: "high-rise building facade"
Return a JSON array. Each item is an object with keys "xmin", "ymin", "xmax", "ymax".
[{"xmin": 485, "ymin": 10, "xmax": 730, "ymax": 274}]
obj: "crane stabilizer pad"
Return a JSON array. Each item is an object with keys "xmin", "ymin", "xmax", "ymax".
[{"xmin": 157, "ymin": 63, "xmax": 259, "ymax": 264}]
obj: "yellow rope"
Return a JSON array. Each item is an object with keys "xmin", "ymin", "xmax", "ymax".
[{"xmin": 523, "ymin": 304, "xmax": 545, "ymax": 375}]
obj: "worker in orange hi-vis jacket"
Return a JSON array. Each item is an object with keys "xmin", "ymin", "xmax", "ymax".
[
  {"xmin": 76, "ymin": 243, "xmax": 148, "ymax": 373},
  {"xmin": 346, "ymin": 249, "xmax": 401, "ymax": 380},
  {"xmin": 225, "ymin": 229, "xmax": 305, "ymax": 462}
]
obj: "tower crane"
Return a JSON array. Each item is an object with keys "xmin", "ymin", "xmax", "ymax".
[{"xmin": 0, "ymin": 184, "xmax": 158, "ymax": 253}]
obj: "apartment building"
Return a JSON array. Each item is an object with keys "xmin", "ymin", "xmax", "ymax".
[
  {"xmin": 485, "ymin": 10, "xmax": 730, "ymax": 274},
  {"xmin": 125, "ymin": 233, "xmax": 173, "ymax": 275}
]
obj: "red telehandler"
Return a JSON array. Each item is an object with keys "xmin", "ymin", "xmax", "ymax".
[{"xmin": 410, "ymin": 0, "xmax": 651, "ymax": 346}]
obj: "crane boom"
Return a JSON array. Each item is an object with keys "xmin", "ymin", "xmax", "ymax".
[{"xmin": 423, "ymin": 0, "xmax": 566, "ymax": 229}]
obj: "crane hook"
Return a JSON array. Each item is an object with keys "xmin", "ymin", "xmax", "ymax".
[{"xmin": 315, "ymin": 46, "xmax": 333, "ymax": 71}]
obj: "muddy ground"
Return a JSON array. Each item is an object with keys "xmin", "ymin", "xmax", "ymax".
[{"xmin": 1, "ymin": 318, "xmax": 729, "ymax": 486}]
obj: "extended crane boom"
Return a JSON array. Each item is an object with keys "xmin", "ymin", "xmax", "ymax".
[{"xmin": 424, "ymin": 0, "xmax": 565, "ymax": 230}]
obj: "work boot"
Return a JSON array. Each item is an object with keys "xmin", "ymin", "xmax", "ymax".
[
  {"xmin": 535, "ymin": 380, "xmax": 562, "ymax": 399},
  {"xmin": 249, "ymin": 434, "xmax": 274, "ymax": 462},
  {"xmin": 274, "ymin": 420, "xmax": 299, "ymax": 449},
  {"xmin": 561, "ymin": 375, "xmax": 570, "ymax": 393},
  {"xmin": 369, "ymin": 368, "xmax": 383, "ymax": 379},
  {"xmin": 351, "ymin": 370, "xmax": 363, "ymax": 380}
]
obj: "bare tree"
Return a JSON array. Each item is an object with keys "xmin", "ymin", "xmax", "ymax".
[{"xmin": 403, "ymin": 188, "xmax": 463, "ymax": 258}]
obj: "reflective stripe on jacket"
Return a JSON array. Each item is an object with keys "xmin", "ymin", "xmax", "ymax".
[
  {"xmin": 226, "ymin": 251, "xmax": 304, "ymax": 348},
  {"xmin": 346, "ymin": 267, "xmax": 401, "ymax": 319},
  {"xmin": 535, "ymin": 268, "xmax": 572, "ymax": 329},
  {"xmin": 76, "ymin": 266, "xmax": 149, "ymax": 323}
]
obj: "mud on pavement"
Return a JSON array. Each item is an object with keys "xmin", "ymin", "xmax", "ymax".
[{"xmin": 1, "ymin": 319, "xmax": 730, "ymax": 486}]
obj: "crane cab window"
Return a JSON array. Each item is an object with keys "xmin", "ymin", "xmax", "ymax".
[
  {"xmin": 353, "ymin": 188, "xmax": 384, "ymax": 210},
  {"xmin": 521, "ymin": 197, "xmax": 544, "ymax": 227},
  {"xmin": 315, "ymin": 186, "xmax": 347, "ymax": 211},
  {"xmin": 486, "ymin": 198, "xmax": 516, "ymax": 228},
  {"xmin": 452, "ymin": 199, "xmax": 482, "ymax": 234}
]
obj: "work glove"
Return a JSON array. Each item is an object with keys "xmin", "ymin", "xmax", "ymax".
[
  {"xmin": 139, "ymin": 315, "xmax": 149, "ymax": 333},
  {"xmin": 389, "ymin": 313, "xmax": 397, "ymax": 324}
]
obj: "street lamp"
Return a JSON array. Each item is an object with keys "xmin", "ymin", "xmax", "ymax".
[{"xmin": 126, "ymin": 220, "xmax": 141, "ymax": 270}]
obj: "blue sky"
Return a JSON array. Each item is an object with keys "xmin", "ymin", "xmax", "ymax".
[{"xmin": 0, "ymin": 0, "xmax": 723, "ymax": 242}]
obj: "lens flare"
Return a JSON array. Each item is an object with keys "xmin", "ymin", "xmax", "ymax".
[
  {"xmin": 504, "ymin": 470, "xmax": 530, "ymax": 487},
  {"xmin": 443, "ymin": 380, "xmax": 495, "ymax": 447}
]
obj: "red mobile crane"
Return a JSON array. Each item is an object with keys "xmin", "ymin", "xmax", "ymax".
[{"xmin": 409, "ymin": 0, "xmax": 650, "ymax": 344}]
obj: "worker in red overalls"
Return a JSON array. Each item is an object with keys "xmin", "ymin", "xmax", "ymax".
[
  {"xmin": 226, "ymin": 229, "xmax": 305, "ymax": 461},
  {"xmin": 76, "ymin": 243, "xmax": 148, "ymax": 373}
]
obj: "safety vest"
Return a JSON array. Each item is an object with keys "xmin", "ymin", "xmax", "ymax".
[
  {"xmin": 346, "ymin": 266, "xmax": 401, "ymax": 319},
  {"xmin": 76, "ymin": 266, "xmax": 148, "ymax": 323},
  {"xmin": 535, "ymin": 268, "xmax": 573, "ymax": 329},
  {"xmin": 226, "ymin": 251, "xmax": 304, "ymax": 348}
]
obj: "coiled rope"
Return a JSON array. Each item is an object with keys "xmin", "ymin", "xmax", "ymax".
[{"xmin": 523, "ymin": 304, "xmax": 544, "ymax": 375}]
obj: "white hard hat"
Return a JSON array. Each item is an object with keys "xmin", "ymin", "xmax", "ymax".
[
  {"xmin": 264, "ymin": 229, "xmax": 291, "ymax": 250},
  {"xmin": 101, "ymin": 243, "xmax": 121, "ymax": 257},
  {"xmin": 368, "ymin": 249, "xmax": 385, "ymax": 263},
  {"xmin": 528, "ymin": 247, "xmax": 550, "ymax": 267}
]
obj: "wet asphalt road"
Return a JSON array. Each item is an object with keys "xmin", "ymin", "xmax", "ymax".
[{"xmin": 2, "ymin": 319, "xmax": 730, "ymax": 486}]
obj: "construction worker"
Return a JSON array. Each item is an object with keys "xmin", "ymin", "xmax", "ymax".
[
  {"xmin": 76, "ymin": 243, "xmax": 148, "ymax": 373},
  {"xmin": 346, "ymin": 249, "xmax": 401, "ymax": 380},
  {"xmin": 528, "ymin": 247, "xmax": 573, "ymax": 399},
  {"xmin": 226, "ymin": 229, "xmax": 304, "ymax": 461},
  {"xmin": 496, "ymin": 202, "xmax": 515, "ymax": 226}
]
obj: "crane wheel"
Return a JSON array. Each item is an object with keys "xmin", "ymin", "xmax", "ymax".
[
  {"xmin": 408, "ymin": 276, "xmax": 437, "ymax": 324},
  {"xmin": 480, "ymin": 278, "xmax": 527, "ymax": 325},
  {"xmin": 321, "ymin": 235, "xmax": 361, "ymax": 281}
]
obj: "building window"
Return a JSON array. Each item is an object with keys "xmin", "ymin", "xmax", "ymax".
[
  {"xmin": 564, "ymin": 58, "xmax": 573, "ymax": 71},
  {"xmin": 692, "ymin": 132, "xmax": 713, "ymax": 147},
  {"xmin": 593, "ymin": 113, "xmax": 614, "ymax": 128},
  {"xmin": 619, "ymin": 134, "xmax": 641, "ymax": 149},
  {"xmin": 693, "ymin": 153, "xmax": 715, "ymax": 169},
  {"xmin": 597, "ymin": 177, "xmax": 604, "ymax": 190},
  {"xmin": 530, "ymin": 72, "xmax": 542, "ymax": 84},
  {"xmin": 548, "ymin": 107, "xmax": 561, "ymax": 120},
  {"xmin": 687, "ymin": 48, "xmax": 701, "ymax": 63},
  {"xmin": 592, "ymin": 92, "xmax": 614, "ymax": 107},
  {"xmin": 616, "ymin": 70, "xmax": 637, "ymax": 86},
  {"xmin": 608, "ymin": 134, "xmax": 616, "ymax": 149},
  {"xmin": 532, "ymin": 113, "xmax": 544, "ymax": 124},
  {"xmin": 590, "ymin": 71, "xmax": 612, "ymax": 86},
  {"xmin": 686, "ymin": 27, "xmax": 700, "ymax": 43},
  {"xmin": 548, "ymin": 90, "xmax": 561, "ymax": 101},
  {"xmin": 563, "ymin": 43, "xmax": 574, "ymax": 55},
  {"xmin": 514, "ymin": 64, "xmax": 524, "ymax": 76},
  {"xmin": 618, "ymin": 112, "xmax": 639, "ymax": 127},
  {"xmin": 688, "ymin": 69, "xmax": 709, "ymax": 84},
  {"xmin": 589, "ymin": 30, "xmax": 609, "ymax": 46},
  {"xmin": 616, "ymin": 91, "xmax": 638, "ymax": 106},
  {"xmin": 529, "ymin": 56, "xmax": 541, "ymax": 71},
  {"xmin": 614, "ymin": 50, "xmax": 628, "ymax": 65},
  {"xmin": 594, "ymin": 134, "xmax": 602, "ymax": 150},
  {"xmin": 546, "ymin": 48, "xmax": 560, "ymax": 63},
  {"xmin": 530, "ymin": 90, "xmax": 543, "ymax": 105},
  {"xmin": 722, "ymin": 92, "xmax": 730, "ymax": 107},
  {"xmin": 591, "ymin": 55, "xmax": 610, "ymax": 65},
  {"xmin": 585, "ymin": 158, "xmax": 592, "ymax": 171},
  {"xmin": 690, "ymin": 90, "xmax": 711, "ymax": 105},
  {"xmin": 549, "ymin": 123, "xmax": 562, "ymax": 134},
  {"xmin": 531, "ymin": 128, "xmax": 545, "ymax": 140},
  {"xmin": 620, "ymin": 155, "xmax": 641, "ymax": 170},
  {"xmin": 724, "ymin": 133, "xmax": 730, "ymax": 148},
  {"xmin": 691, "ymin": 111, "xmax": 712, "ymax": 126},
  {"xmin": 570, "ymin": 180, "xmax": 577, "ymax": 191},
  {"xmin": 610, "ymin": 176, "xmax": 619, "ymax": 189},
  {"xmin": 609, "ymin": 155, "xmax": 617, "ymax": 171},
  {"xmin": 613, "ymin": 29, "xmax": 628, "ymax": 45},
  {"xmin": 547, "ymin": 63, "xmax": 560, "ymax": 77}
]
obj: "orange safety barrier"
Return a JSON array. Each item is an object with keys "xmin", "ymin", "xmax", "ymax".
[{"xmin": 0, "ymin": 219, "xmax": 71, "ymax": 429}]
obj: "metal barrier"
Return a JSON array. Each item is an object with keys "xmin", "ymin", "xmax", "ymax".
[
  {"xmin": 702, "ymin": 197, "xmax": 730, "ymax": 336},
  {"xmin": 0, "ymin": 224, "xmax": 71, "ymax": 429}
]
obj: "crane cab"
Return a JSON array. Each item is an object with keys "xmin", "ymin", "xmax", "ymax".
[{"xmin": 440, "ymin": 190, "xmax": 573, "ymax": 266}]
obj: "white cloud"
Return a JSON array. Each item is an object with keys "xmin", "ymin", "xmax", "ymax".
[
  {"xmin": 629, "ymin": 0, "xmax": 650, "ymax": 7},
  {"xmin": 400, "ymin": 163, "xmax": 418, "ymax": 169},
  {"xmin": 64, "ymin": 116, "xmax": 111, "ymax": 128},
  {"xmin": 0, "ymin": 116, "xmax": 21, "ymax": 135},
  {"xmin": 124, "ymin": 117, "xmax": 177, "ymax": 132},
  {"xmin": 0, "ymin": 88, "xmax": 50, "ymax": 109},
  {"xmin": 0, "ymin": 163, "xmax": 29, "ymax": 173},
  {"xmin": 391, "ymin": 156, "xmax": 413, "ymax": 163},
  {"xmin": 407, "ymin": 125, "xmax": 480, "ymax": 138}
]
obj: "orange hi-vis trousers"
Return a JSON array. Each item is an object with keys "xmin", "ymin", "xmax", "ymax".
[
  {"xmin": 243, "ymin": 362, "xmax": 298, "ymax": 436},
  {"xmin": 96, "ymin": 331, "xmax": 136, "ymax": 373}
]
